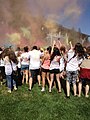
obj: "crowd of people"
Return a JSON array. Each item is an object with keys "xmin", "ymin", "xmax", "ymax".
[{"xmin": 0, "ymin": 40, "xmax": 90, "ymax": 98}]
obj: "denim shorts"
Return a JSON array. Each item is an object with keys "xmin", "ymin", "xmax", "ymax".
[
  {"xmin": 21, "ymin": 65, "xmax": 29, "ymax": 71},
  {"xmin": 66, "ymin": 70, "xmax": 78, "ymax": 84}
]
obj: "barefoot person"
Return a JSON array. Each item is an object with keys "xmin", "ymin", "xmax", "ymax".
[{"xmin": 78, "ymin": 46, "xmax": 90, "ymax": 97}]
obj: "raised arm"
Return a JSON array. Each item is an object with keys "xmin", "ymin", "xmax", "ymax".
[{"xmin": 69, "ymin": 41, "xmax": 74, "ymax": 50}]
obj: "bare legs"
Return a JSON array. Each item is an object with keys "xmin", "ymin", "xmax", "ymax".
[
  {"xmin": 41, "ymin": 72, "xmax": 46, "ymax": 91},
  {"xmin": 78, "ymin": 82, "xmax": 82, "ymax": 97},
  {"xmin": 29, "ymin": 77, "xmax": 33, "ymax": 90},
  {"xmin": 78, "ymin": 80, "xmax": 89, "ymax": 98},
  {"xmin": 85, "ymin": 83, "xmax": 89, "ymax": 97},
  {"xmin": 66, "ymin": 80, "xmax": 77, "ymax": 97},
  {"xmin": 73, "ymin": 83, "xmax": 77, "ymax": 96},
  {"xmin": 49, "ymin": 73, "xmax": 61, "ymax": 93},
  {"xmin": 56, "ymin": 74, "xmax": 61, "ymax": 92},
  {"xmin": 28, "ymin": 70, "xmax": 41, "ymax": 91},
  {"xmin": 41, "ymin": 72, "xmax": 51, "ymax": 92},
  {"xmin": 22, "ymin": 70, "xmax": 29, "ymax": 84},
  {"xmin": 37, "ymin": 75, "xmax": 41, "ymax": 86},
  {"xmin": 66, "ymin": 81, "xmax": 70, "ymax": 97}
]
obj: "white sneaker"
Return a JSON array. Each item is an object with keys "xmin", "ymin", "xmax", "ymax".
[
  {"xmin": 85, "ymin": 95, "xmax": 89, "ymax": 98},
  {"xmin": 8, "ymin": 89, "xmax": 11, "ymax": 93},
  {"xmin": 14, "ymin": 86, "xmax": 17, "ymax": 91},
  {"xmin": 1, "ymin": 82, "xmax": 3, "ymax": 85},
  {"xmin": 41, "ymin": 87, "xmax": 45, "ymax": 92},
  {"xmin": 49, "ymin": 88, "xmax": 51, "ymax": 93}
]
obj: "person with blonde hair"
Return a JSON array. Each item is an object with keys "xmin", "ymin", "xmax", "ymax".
[{"xmin": 41, "ymin": 46, "xmax": 52, "ymax": 92}]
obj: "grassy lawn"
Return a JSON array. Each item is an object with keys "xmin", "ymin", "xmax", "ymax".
[{"xmin": 0, "ymin": 82, "xmax": 90, "ymax": 120}]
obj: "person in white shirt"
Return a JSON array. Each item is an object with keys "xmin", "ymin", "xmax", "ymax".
[
  {"xmin": 21, "ymin": 46, "xmax": 30, "ymax": 84},
  {"xmin": 66, "ymin": 42, "xmax": 84, "ymax": 98},
  {"xmin": 3, "ymin": 48, "xmax": 18, "ymax": 93},
  {"xmin": 28, "ymin": 46, "xmax": 42, "ymax": 91},
  {"xmin": 49, "ymin": 47, "xmax": 61, "ymax": 93}
]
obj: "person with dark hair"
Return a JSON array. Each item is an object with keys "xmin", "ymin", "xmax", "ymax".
[
  {"xmin": 65, "ymin": 42, "xmax": 84, "ymax": 98},
  {"xmin": 3, "ymin": 48, "xmax": 18, "ymax": 93},
  {"xmin": 0, "ymin": 47, "xmax": 3, "ymax": 54},
  {"xmin": 32, "ymin": 46, "xmax": 37, "ymax": 50},
  {"xmin": 21, "ymin": 46, "xmax": 30, "ymax": 84},
  {"xmin": 28, "ymin": 45, "xmax": 42, "ymax": 91},
  {"xmin": 59, "ymin": 45, "xmax": 67, "ymax": 79},
  {"xmin": 0, "ymin": 47, "xmax": 5, "ymax": 85},
  {"xmin": 15, "ymin": 47, "xmax": 22, "ymax": 57},
  {"xmin": 41, "ymin": 46, "xmax": 52, "ymax": 92},
  {"xmin": 78, "ymin": 46, "xmax": 90, "ymax": 97},
  {"xmin": 49, "ymin": 47, "xmax": 61, "ymax": 93}
]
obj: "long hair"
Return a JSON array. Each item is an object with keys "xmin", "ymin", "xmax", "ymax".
[
  {"xmin": 86, "ymin": 46, "xmax": 90, "ymax": 56},
  {"xmin": 47, "ymin": 46, "xmax": 52, "ymax": 54},
  {"xmin": 9, "ymin": 50, "xmax": 18, "ymax": 64},
  {"xmin": 2, "ymin": 48, "xmax": 18, "ymax": 64},
  {"xmin": 24, "ymin": 46, "xmax": 28, "ymax": 52},
  {"xmin": 74, "ymin": 43, "xmax": 85, "ymax": 58},
  {"xmin": 50, "ymin": 47, "xmax": 61, "ymax": 61}
]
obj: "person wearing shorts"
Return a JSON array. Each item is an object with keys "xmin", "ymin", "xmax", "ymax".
[
  {"xmin": 49, "ymin": 47, "xmax": 61, "ymax": 93},
  {"xmin": 41, "ymin": 46, "xmax": 52, "ymax": 92},
  {"xmin": 28, "ymin": 46, "xmax": 42, "ymax": 91},
  {"xmin": 21, "ymin": 46, "xmax": 29, "ymax": 84},
  {"xmin": 78, "ymin": 46, "xmax": 90, "ymax": 98},
  {"xmin": 66, "ymin": 42, "xmax": 84, "ymax": 98}
]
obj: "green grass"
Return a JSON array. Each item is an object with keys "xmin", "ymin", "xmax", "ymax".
[{"xmin": 0, "ymin": 83, "xmax": 90, "ymax": 120}]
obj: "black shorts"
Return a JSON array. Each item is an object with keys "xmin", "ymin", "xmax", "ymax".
[
  {"xmin": 30, "ymin": 69, "xmax": 40, "ymax": 79},
  {"xmin": 50, "ymin": 69, "xmax": 60, "ymax": 74},
  {"xmin": 41, "ymin": 68, "xmax": 50, "ymax": 73}
]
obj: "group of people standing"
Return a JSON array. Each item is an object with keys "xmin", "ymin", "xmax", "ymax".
[{"xmin": 0, "ymin": 40, "xmax": 90, "ymax": 98}]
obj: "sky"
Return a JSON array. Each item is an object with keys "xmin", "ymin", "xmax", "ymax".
[
  {"xmin": 76, "ymin": 0, "xmax": 90, "ymax": 35},
  {"xmin": 63, "ymin": 0, "xmax": 90, "ymax": 35},
  {"xmin": 28, "ymin": 0, "xmax": 90, "ymax": 35}
]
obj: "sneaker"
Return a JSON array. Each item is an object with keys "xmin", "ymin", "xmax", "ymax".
[
  {"xmin": 41, "ymin": 87, "xmax": 45, "ymax": 92},
  {"xmin": 77, "ymin": 94, "xmax": 81, "ymax": 97},
  {"xmin": 58, "ymin": 89, "xmax": 61, "ymax": 93},
  {"xmin": 39, "ymin": 84, "xmax": 41, "ymax": 87},
  {"xmin": 1, "ymin": 82, "xmax": 3, "ymax": 85},
  {"xmin": 28, "ymin": 88, "xmax": 31, "ymax": 91},
  {"xmin": 66, "ymin": 96, "xmax": 70, "ymax": 99},
  {"xmin": 49, "ymin": 88, "xmax": 52, "ymax": 93},
  {"xmin": 85, "ymin": 95, "xmax": 89, "ymax": 98},
  {"xmin": 8, "ymin": 89, "xmax": 11, "ymax": 93},
  {"xmin": 14, "ymin": 86, "xmax": 17, "ymax": 91}
]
